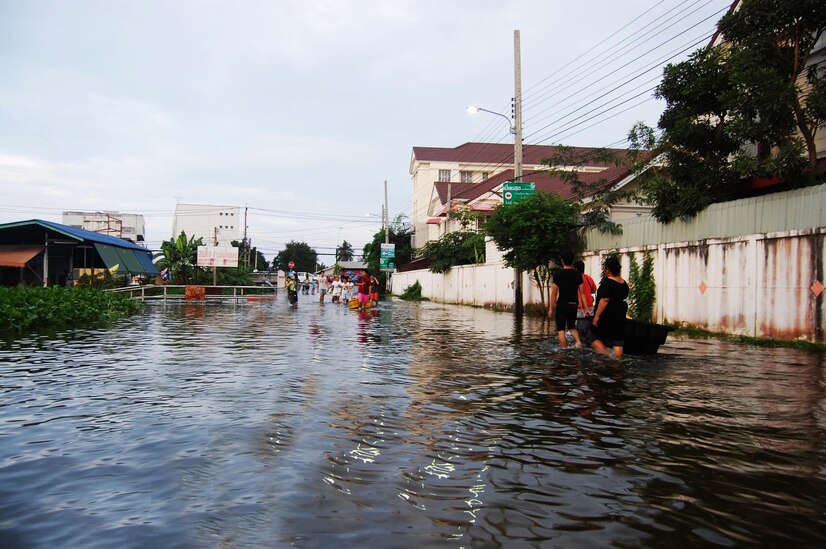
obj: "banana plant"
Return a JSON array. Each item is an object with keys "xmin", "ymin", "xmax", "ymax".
[{"xmin": 154, "ymin": 231, "xmax": 204, "ymax": 284}]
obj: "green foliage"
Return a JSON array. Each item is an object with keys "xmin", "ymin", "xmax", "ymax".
[
  {"xmin": 485, "ymin": 193, "xmax": 582, "ymax": 272},
  {"xmin": 363, "ymin": 214, "xmax": 413, "ymax": 289},
  {"xmin": 447, "ymin": 207, "xmax": 483, "ymax": 230},
  {"xmin": 542, "ymin": 146, "xmax": 625, "ymax": 228},
  {"xmin": 628, "ymin": 253, "xmax": 656, "ymax": 322},
  {"xmin": 275, "ymin": 241, "xmax": 318, "ymax": 273},
  {"xmin": 336, "ymin": 241, "xmax": 355, "ymax": 262},
  {"xmin": 419, "ymin": 231, "xmax": 486, "ymax": 273},
  {"xmin": 232, "ymin": 239, "xmax": 269, "ymax": 271},
  {"xmin": 155, "ymin": 231, "xmax": 205, "ymax": 284},
  {"xmin": 0, "ymin": 287, "xmax": 143, "ymax": 337},
  {"xmin": 485, "ymin": 192, "xmax": 582, "ymax": 314},
  {"xmin": 399, "ymin": 280, "xmax": 428, "ymax": 301},
  {"xmin": 632, "ymin": 0, "xmax": 826, "ymax": 222}
]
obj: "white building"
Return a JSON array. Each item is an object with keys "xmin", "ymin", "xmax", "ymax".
[
  {"xmin": 409, "ymin": 142, "xmax": 644, "ymax": 249},
  {"xmin": 171, "ymin": 203, "xmax": 241, "ymax": 246},
  {"xmin": 62, "ymin": 211, "xmax": 146, "ymax": 245}
]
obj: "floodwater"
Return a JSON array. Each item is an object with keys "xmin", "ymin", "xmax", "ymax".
[{"xmin": 1, "ymin": 294, "xmax": 824, "ymax": 548}]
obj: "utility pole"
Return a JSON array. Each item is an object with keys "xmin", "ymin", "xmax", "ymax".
[
  {"xmin": 384, "ymin": 180, "xmax": 390, "ymax": 244},
  {"xmin": 243, "ymin": 205, "xmax": 249, "ymax": 267},
  {"xmin": 213, "ymin": 227, "xmax": 218, "ymax": 286},
  {"xmin": 513, "ymin": 29, "xmax": 524, "ymax": 316}
]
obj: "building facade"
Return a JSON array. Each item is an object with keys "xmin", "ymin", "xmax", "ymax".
[
  {"xmin": 171, "ymin": 203, "xmax": 241, "ymax": 246},
  {"xmin": 62, "ymin": 211, "xmax": 146, "ymax": 245},
  {"xmin": 409, "ymin": 142, "xmax": 645, "ymax": 250}
]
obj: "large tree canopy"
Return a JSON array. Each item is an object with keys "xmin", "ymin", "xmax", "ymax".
[
  {"xmin": 275, "ymin": 241, "xmax": 318, "ymax": 273},
  {"xmin": 632, "ymin": 0, "xmax": 826, "ymax": 222}
]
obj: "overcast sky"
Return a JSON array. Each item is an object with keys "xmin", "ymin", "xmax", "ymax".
[{"xmin": 0, "ymin": 0, "xmax": 731, "ymax": 262}]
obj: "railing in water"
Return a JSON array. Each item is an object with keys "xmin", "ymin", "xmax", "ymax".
[{"xmin": 105, "ymin": 284, "xmax": 277, "ymax": 303}]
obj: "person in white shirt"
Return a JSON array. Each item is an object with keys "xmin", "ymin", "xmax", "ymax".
[
  {"xmin": 341, "ymin": 277, "xmax": 352, "ymax": 304},
  {"xmin": 318, "ymin": 275, "xmax": 329, "ymax": 303},
  {"xmin": 330, "ymin": 277, "xmax": 342, "ymax": 303}
]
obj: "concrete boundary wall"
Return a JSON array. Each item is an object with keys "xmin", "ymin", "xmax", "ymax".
[
  {"xmin": 580, "ymin": 227, "xmax": 825, "ymax": 341},
  {"xmin": 392, "ymin": 227, "xmax": 825, "ymax": 342}
]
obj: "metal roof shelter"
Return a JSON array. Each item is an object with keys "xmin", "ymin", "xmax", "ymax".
[{"xmin": 0, "ymin": 219, "xmax": 157, "ymax": 287}]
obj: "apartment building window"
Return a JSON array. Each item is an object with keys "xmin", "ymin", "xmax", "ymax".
[
  {"xmin": 460, "ymin": 171, "xmax": 473, "ymax": 183},
  {"xmin": 482, "ymin": 172, "xmax": 489, "ymax": 180},
  {"xmin": 438, "ymin": 169, "xmax": 451, "ymax": 182}
]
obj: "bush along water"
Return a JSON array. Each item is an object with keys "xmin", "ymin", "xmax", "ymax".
[
  {"xmin": 628, "ymin": 252, "xmax": 656, "ymax": 322},
  {"xmin": 0, "ymin": 287, "xmax": 143, "ymax": 336},
  {"xmin": 400, "ymin": 281, "xmax": 428, "ymax": 301}
]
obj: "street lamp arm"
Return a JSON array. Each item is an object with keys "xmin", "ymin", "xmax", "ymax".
[{"xmin": 466, "ymin": 105, "xmax": 515, "ymax": 134}]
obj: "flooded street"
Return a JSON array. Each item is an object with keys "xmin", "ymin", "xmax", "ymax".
[{"xmin": 1, "ymin": 295, "xmax": 825, "ymax": 548}]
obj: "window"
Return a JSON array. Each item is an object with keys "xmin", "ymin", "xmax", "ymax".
[
  {"xmin": 438, "ymin": 169, "xmax": 451, "ymax": 182},
  {"xmin": 482, "ymin": 172, "xmax": 489, "ymax": 180},
  {"xmin": 460, "ymin": 171, "xmax": 473, "ymax": 183}
]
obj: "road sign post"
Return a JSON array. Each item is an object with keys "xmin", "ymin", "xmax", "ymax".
[{"xmin": 380, "ymin": 243, "xmax": 396, "ymax": 272}]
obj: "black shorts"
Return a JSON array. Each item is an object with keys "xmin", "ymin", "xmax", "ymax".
[{"xmin": 555, "ymin": 302, "xmax": 578, "ymax": 331}]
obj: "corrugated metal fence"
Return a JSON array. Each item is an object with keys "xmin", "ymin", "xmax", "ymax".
[{"xmin": 585, "ymin": 183, "xmax": 826, "ymax": 251}]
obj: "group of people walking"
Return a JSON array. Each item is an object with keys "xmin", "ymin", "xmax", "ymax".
[
  {"xmin": 550, "ymin": 251, "xmax": 629, "ymax": 358},
  {"xmin": 286, "ymin": 272, "xmax": 379, "ymax": 311}
]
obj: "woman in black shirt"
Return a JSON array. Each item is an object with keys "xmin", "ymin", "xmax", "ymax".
[{"xmin": 591, "ymin": 256, "xmax": 629, "ymax": 358}]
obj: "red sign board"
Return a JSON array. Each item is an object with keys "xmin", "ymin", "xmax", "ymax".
[{"xmin": 288, "ymin": 261, "xmax": 295, "ymax": 269}]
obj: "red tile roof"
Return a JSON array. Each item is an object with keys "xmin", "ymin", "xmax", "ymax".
[
  {"xmin": 434, "ymin": 164, "xmax": 634, "ymax": 206},
  {"xmin": 413, "ymin": 142, "xmax": 628, "ymax": 167}
]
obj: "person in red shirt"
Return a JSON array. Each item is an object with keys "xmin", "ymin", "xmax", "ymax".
[
  {"xmin": 356, "ymin": 275, "xmax": 372, "ymax": 311},
  {"xmin": 574, "ymin": 260, "xmax": 597, "ymax": 314}
]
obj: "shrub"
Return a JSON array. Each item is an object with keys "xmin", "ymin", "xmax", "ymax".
[
  {"xmin": 400, "ymin": 281, "xmax": 428, "ymax": 301},
  {"xmin": 628, "ymin": 252, "xmax": 656, "ymax": 322},
  {"xmin": 0, "ymin": 287, "xmax": 143, "ymax": 336}
]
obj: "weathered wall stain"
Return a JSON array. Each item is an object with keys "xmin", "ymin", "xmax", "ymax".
[{"xmin": 392, "ymin": 229, "xmax": 825, "ymax": 342}]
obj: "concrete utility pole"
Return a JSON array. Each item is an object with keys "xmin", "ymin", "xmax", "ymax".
[
  {"xmin": 384, "ymin": 180, "xmax": 390, "ymax": 244},
  {"xmin": 213, "ymin": 227, "xmax": 218, "ymax": 286},
  {"xmin": 243, "ymin": 205, "xmax": 249, "ymax": 267},
  {"xmin": 513, "ymin": 29, "xmax": 524, "ymax": 316}
]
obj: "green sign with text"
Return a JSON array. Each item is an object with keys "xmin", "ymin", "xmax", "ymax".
[{"xmin": 502, "ymin": 181, "xmax": 535, "ymax": 205}]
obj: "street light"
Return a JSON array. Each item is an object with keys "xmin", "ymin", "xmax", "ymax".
[{"xmin": 466, "ymin": 105, "xmax": 515, "ymax": 134}]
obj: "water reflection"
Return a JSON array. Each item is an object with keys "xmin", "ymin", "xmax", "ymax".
[{"xmin": 0, "ymin": 296, "xmax": 824, "ymax": 548}]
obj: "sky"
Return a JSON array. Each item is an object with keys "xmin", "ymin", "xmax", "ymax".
[{"xmin": 0, "ymin": 0, "xmax": 732, "ymax": 263}]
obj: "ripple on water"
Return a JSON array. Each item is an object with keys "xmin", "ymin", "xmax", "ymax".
[{"xmin": 0, "ymin": 300, "xmax": 824, "ymax": 547}]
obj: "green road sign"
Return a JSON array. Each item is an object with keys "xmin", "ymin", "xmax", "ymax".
[
  {"xmin": 380, "ymin": 243, "xmax": 395, "ymax": 259},
  {"xmin": 379, "ymin": 257, "xmax": 395, "ymax": 271},
  {"xmin": 502, "ymin": 181, "xmax": 535, "ymax": 205}
]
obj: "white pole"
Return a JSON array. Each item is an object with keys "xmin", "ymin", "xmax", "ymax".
[{"xmin": 514, "ymin": 29, "xmax": 524, "ymax": 316}]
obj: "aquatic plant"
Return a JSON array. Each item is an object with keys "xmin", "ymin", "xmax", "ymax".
[{"xmin": 0, "ymin": 287, "xmax": 143, "ymax": 336}]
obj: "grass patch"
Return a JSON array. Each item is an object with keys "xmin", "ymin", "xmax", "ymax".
[{"xmin": 670, "ymin": 323, "xmax": 825, "ymax": 353}]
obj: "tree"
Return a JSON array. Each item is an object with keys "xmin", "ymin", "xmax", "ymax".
[
  {"xmin": 275, "ymin": 241, "xmax": 317, "ymax": 273},
  {"xmin": 485, "ymin": 193, "xmax": 582, "ymax": 315},
  {"xmin": 419, "ymin": 231, "xmax": 486, "ymax": 273},
  {"xmin": 362, "ymin": 214, "xmax": 413, "ymax": 291},
  {"xmin": 631, "ymin": 0, "xmax": 826, "ymax": 222},
  {"xmin": 336, "ymin": 240, "xmax": 355, "ymax": 262},
  {"xmin": 232, "ymin": 240, "xmax": 269, "ymax": 271},
  {"xmin": 155, "ymin": 231, "xmax": 204, "ymax": 284}
]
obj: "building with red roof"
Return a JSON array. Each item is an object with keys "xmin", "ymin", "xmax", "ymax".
[{"xmin": 409, "ymin": 142, "xmax": 649, "ymax": 249}]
